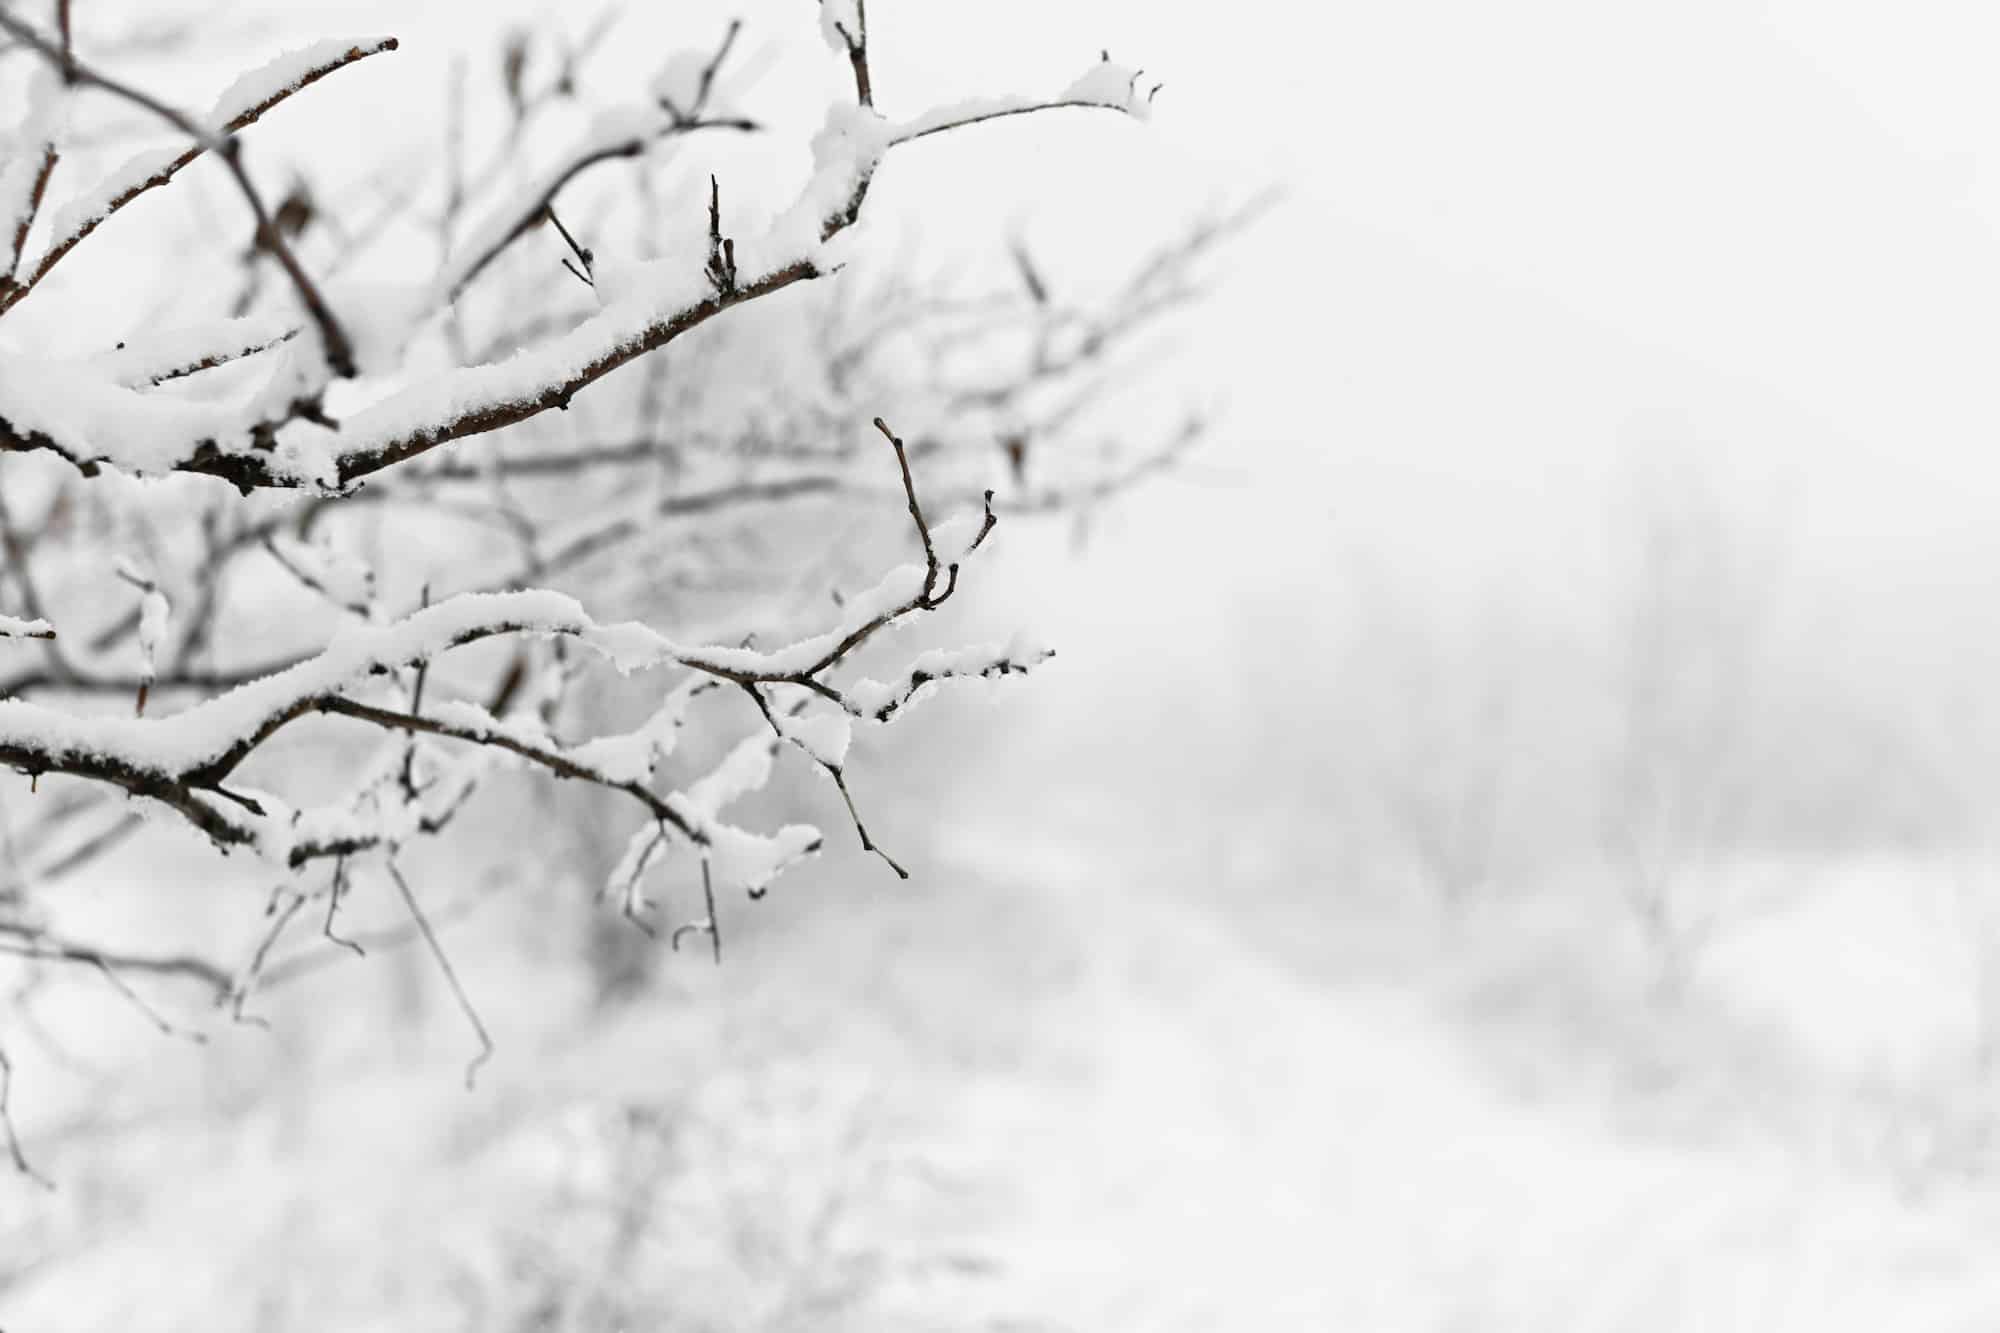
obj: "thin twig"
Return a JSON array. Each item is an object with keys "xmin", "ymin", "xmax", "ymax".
[
  {"xmin": 872, "ymin": 417, "xmax": 940, "ymax": 599},
  {"xmin": 688, "ymin": 19, "xmax": 742, "ymax": 116},
  {"xmin": 90, "ymin": 957, "xmax": 207, "ymax": 1044},
  {"xmin": 670, "ymin": 858, "xmax": 720, "ymax": 964},
  {"xmin": 741, "ymin": 681, "xmax": 908, "ymax": 879},
  {"xmin": 386, "ymin": 858, "xmax": 493, "ymax": 1088},
  {"xmin": 402, "ymin": 583, "xmax": 432, "ymax": 797},
  {"xmin": 610, "ymin": 821, "xmax": 667, "ymax": 936},
  {"xmin": 704, "ymin": 175, "xmax": 735, "ymax": 293},
  {"xmin": 0, "ymin": 1041, "xmax": 53, "ymax": 1189},
  {"xmin": 23, "ymin": 810, "xmax": 143, "ymax": 884},
  {"xmin": 54, "ymin": 0, "xmax": 74, "ymax": 83},
  {"xmin": 444, "ymin": 20, "xmax": 754, "ymax": 302},
  {"xmin": 829, "ymin": 765, "xmax": 907, "ymax": 879},
  {"xmin": 0, "ymin": 13, "xmax": 365, "ymax": 375},
  {"xmin": 322, "ymin": 855, "xmax": 365, "ymax": 958},
  {"xmin": 228, "ymin": 887, "xmax": 306, "ymax": 1028},
  {"xmin": 830, "ymin": 0, "xmax": 872, "ymax": 107},
  {"xmin": 0, "ymin": 924, "xmax": 232, "ymax": 994},
  {"xmin": 3, "ymin": 145, "xmax": 57, "ymax": 285},
  {"xmin": 263, "ymin": 871, "xmax": 509, "ymax": 990},
  {"xmin": 0, "ymin": 23, "xmax": 396, "ymax": 320},
  {"xmin": 546, "ymin": 205, "xmax": 594, "ymax": 289},
  {"xmin": 143, "ymin": 327, "xmax": 300, "ymax": 386}
]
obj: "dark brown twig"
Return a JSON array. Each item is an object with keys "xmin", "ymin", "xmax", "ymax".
[
  {"xmin": 54, "ymin": 0, "xmax": 74, "ymax": 83},
  {"xmin": 2, "ymin": 145, "xmax": 57, "ymax": 288},
  {"xmin": 703, "ymin": 175, "xmax": 736, "ymax": 294},
  {"xmin": 546, "ymin": 205, "xmax": 593, "ymax": 288},
  {"xmin": 872, "ymin": 417, "xmax": 942, "ymax": 600},
  {"xmin": 142, "ymin": 328, "xmax": 301, "ymax": 386},
  {"xmin": 741, "ymin": 681, "xmax": 908, "ymax": 879},
  {"xmin": 827, "ymin": 0, "xmax": 872, "ymax": 107}
]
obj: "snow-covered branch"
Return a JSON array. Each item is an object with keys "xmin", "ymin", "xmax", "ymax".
[
  {"xmin": 0, "ymin": 3, "xmax": 1230, "ymax": 1113},
  {"xmin": 0, "ymin": 24, "xmax": 398, "ymax": 326},
  {"xmin": 440, "ymin": 21, "xmax": 756, "ymax": 301},
  {"xmin": 0, "ymin": 424, "xmax": 1038, "ymax": 893},
  {"xmin": 0, "ymin": 614, "xmax": 55, "ymax": 641},
  {"xmin": 0, "ymin": 22, "xmax": 1151, "ymax": 491}
]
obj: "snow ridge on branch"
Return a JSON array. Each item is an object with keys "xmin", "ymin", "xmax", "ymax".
[
  {"xmin": 0, "ymin": 13, "xmax": 1151, "ymax": 492},
  {"xmin": 0, "ymin": 424, "xmax": 1037, "ymax": 894}
]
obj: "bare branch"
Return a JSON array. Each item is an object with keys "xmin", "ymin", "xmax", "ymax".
[
  {"xmin": 386, "ymin": 858, "xmax": 492, "ymax": 1088},
  {"xmin": 0, "ymin": 1041, "xmax": 52, "ymax": 1189},
  {"xmin": 89, "ymin": 955, "xmax": 208, "ymax": 1043},
  {"xmin": 704, "ymin": 175, "xmax": 736, "ymax": 294},
  {"xmin": 669, "ymin": 857, "xmax": 721, "ymax": 964},
  {"xmin": 321, "ymin": 855, "xmax": 365, "ymax": 958},
  {"xmin": 823, "ymin": 0, "xmax": 873, "ymax": 107},
  {"xmin": 0, "ymin": 924, "xmax": 232, "ymax": 995},
  {"xmin": 827, "ymin": 763, "xmax": 907, "ymax": 878},
  {"xmin": 226, "ymin": 887, "xmax": 305, "ymax": 1028},
  {"xmin": 23, "ymin": 810, "xmax": 143, "ymax": 883},
  {"xmin": 2, "ymin": 145, "xmax": 57, "ymax": 286}
]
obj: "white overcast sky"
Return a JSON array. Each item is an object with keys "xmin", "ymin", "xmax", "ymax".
[{"xmin": 870, "ymin": 0, "xmax": 2000, "ymax": 830}]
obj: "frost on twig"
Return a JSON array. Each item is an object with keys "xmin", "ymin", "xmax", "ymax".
[
  {"xmin": 111, "ymin": 562, "xmax": 171, "ymax": 717},
  {"xmin": 0, "ymin": 615, "xmax": 56, "ymax": 642}
]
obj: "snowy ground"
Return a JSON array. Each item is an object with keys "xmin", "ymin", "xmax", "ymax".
[
  {"xmin": 10, "ymin": 840, "xmax": 2000, "ymax": 1331},
  {"xmin": 943, "ymin": 855, "xmax": 2000, "ymax": 1333}
]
